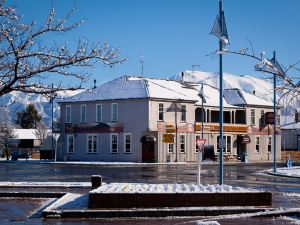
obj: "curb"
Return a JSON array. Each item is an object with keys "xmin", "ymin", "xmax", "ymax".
[
  {"xmin": 266, "ymin": 171, "xmax": 300, "ymax": 179},
  {"xmin": 42, "ymin": 207, "xmax": 271, "ymax": 218},
  {"xmin": 0, "ymin": 192, "xmax": 66, "ymax": 198}
]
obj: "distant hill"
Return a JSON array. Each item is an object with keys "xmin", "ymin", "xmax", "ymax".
[{"xmin": 0, "ymin": 90, "xmax": 83, "ymax": 127}]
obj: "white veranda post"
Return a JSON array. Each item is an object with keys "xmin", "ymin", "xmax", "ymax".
[{"xmin": 196, "ymin": 139, "xmax": 206, "ymax": 185}]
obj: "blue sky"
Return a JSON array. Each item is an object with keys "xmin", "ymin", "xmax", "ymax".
[{"xmin": 9, "ymin": 0, "xmax": 300, "ymax": 87}]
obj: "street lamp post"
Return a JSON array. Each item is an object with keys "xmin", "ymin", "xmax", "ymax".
[
  {"xmin": 273, "ymin": 51, "xmax": 277, "ymax": 173},
  {"xmin": 51, "ymin": 84, "xmax": 55, "ymax": 161}
]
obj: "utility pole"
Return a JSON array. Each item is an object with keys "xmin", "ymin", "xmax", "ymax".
[{"xmin": 174, "ymin": 101, "xmax": 178, "ymax": 162}]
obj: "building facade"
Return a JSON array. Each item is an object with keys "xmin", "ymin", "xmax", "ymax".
[{"xmin": 58, "ymin": 75, "xmax": 281, "ymax": 162}]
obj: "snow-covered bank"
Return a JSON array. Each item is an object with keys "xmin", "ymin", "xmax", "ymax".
[
  {"xmin": 0, "ymin": 181, "xmax": 91, "ymax": 187},
  {"xmin": 90, "ymin": 183, "xmax": 258, "ymax": 194},
  {"xmin": 274, "ymin": 166, "xmax": 300, "ymax": 178}
]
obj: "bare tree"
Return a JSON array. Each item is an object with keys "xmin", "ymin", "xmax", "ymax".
[
  {"xmin": 0, "ymin": 0, "xmax": 126, "ymax": 97},
  {"xmin": 209, "ymin": 40, "xmax": 300, "ymax": 111},
  {"xmin": 0, "ymin": 107, "xmax": 15, "ymax": 159},
  {"xmin": 34, "ymin": 122, "xmax": 50, "ymax": 144}
]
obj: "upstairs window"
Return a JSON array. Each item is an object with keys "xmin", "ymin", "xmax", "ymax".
[
  {"xmin": 96, "ymin": 104, "xmax": 102, "ymax": 122},
  {"xmin": 260, "ymin": 110, "xmax": 265, "ymax": 125},
  {"xmin": 80, "ymin": 105, "xmax": 87, "ymax": 123},
  {"xmin": 181, "ymin": 105, "xmax": 186, "ymax": 122},
  {"xmin": 111, "ymin": 103, "xmax": 118, "ymax": 122},
  {"xmin": 251, "ymin": 109, "xmax": 255, "ymax": 125},
  {"xmin": 158, "ymin": 103, "xmax": 164, "ymax": 121},
  {"xmin": 66, "ymin": 105, "xmax": 71, "ymax": 123}
]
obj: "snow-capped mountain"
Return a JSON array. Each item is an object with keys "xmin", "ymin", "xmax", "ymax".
[
  {"xmin": 173, "ymin": 71, "xmax": 300, "ymax": 115},
  {"xmin": 173, "ymin": 71, "xmax": 274, "ymax": 102},
  {"xmin": 0, "ymin": 90, "xmax": 83, "ymax": 127}
]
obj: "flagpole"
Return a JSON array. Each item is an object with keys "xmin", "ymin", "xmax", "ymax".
[{"xmin": 218, "ymin": 0, "xmax": 224, "ymax": 185}]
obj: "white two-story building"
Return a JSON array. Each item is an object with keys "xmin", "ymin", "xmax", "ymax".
[{"xmin": 58, "ymin": 75, "xmax": 281, "ymax": 162}]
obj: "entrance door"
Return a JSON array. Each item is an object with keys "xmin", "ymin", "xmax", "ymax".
[{"xmin": 142, "ymin": 140, "xmax": 155, "ymax": 162}]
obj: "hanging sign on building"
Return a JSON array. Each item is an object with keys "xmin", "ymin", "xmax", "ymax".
[
  {"xmin": 242, "ymin": 135, "xmax": 251, "ymax": 144},
  {"xmin": 163, "ymin": 133, "xmax": 174, "ymax": 143},
  {"xmin": 166, "ymin": 124, "xmax": 176, "ymax": 133}
]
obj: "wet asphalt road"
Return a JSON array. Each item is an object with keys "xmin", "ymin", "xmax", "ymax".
[
  {"xmin": 0, "ymin": 161, "xmax": 299, "ymax": 193},
  {"xmin": 0, "ymin": 161, "xmax": 299, "ymax": 224}
]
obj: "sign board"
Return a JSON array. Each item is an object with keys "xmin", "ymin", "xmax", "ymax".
[
  {"xmin": 166, "ymin": 102, "xmax": 182, "ymax": 112},
  {"xmin": 196, "ymin": 139, "xmax": 206, "ymax": 152},
  {"xmin": 166, "ymin": 124, "xmax": 176, "ymax": 133},
  {"xmin": 242, "ymin": 135, "xmax": 251, "ymax": 144},
  {"xmin": 163, "ymin": 133, "xmax": 174, "ymax": 143}
]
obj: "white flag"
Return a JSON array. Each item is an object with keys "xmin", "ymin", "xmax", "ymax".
[{"xmin": 210, "ymin": 11, "xmax": 229, "ymax": 46}]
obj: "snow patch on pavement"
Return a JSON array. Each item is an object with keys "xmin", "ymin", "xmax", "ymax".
[{"xmin": 275, "ymin": 166, "xmax": 300, "ymax": 178}]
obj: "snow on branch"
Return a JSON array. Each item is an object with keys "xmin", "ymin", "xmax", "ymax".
[
  {"xmin": 0, "ymin": 0, "xmax": 126, "ymax": 97},
  {"xmin": 209, "ymin": 38, "xmax": 300, "ymax": 109}
]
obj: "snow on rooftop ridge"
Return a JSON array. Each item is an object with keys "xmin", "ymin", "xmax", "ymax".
[{"xmin": 91, "ymin": 183, "xmax": 258, "ymax": 194}]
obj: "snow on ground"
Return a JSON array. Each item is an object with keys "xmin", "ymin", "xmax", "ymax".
[
  {"xmin": 196, "ymin": 221, "xmax": 220, "ymax": 225},
  {"xmin": 90, "ymin": 183, "xmax": 258, "ymax": 194},
  {"xmin": 275, "ymin": 166, "xmax": 300, "ymax": 178},
  {"xmin": 44, "ymin": 193, "xmax": 88, "ymax": 211}
]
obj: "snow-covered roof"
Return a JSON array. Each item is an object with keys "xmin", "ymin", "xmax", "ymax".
[
  {"xmin": 281, "ymin": 115, "xmax": 300, "ymax": 130},
  {"xmin": 223, "ymin": 89, "xmax": 246, "ymax": 105},
  {"xmin": 60, "ymin": 75, "xmax": 273, "ymax": 108},
  {"xmin": 60, "ymin": 76, "xmax": 147, "ymax": 103},
  {"xmin": 223, "ymin": 88, "xmax": 273, "ymax": 107},
  {"xmin": 13, "ymin": 129, "xmax": 38, "ymax": 140}
]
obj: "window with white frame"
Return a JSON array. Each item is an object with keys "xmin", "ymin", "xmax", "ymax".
[
  {"xmin": 181, "ymin": 105, "xmax": 186, "ymax": 122},
  {"xmin": 251, "ymin": 109, "xmax": 255, "ymax": 125},
  {"xmin": 111, "ymin": 103, "xmax": 118, "ymax": 122},
  {"xmin": 260, "ymin": 110, "xmax": 265, "ymax": 125},
  {"xmin": 80, "ymin": 105, "xmax": 87, "ymax": 123},
  {"xmin": 168, "ymin": 143, "xmax": 174, "ymax": 153},
  {"xmin": 124, "ymin": 133, "xmax": 132, "ymax": 153},
  {"xmin": 111, "ymin": 133, "xmax": 118, "ymax": 153},
  {"xmin": 255, "ymin": 136, "xmax": 260, "ymax": 153},
  {"xmin": 66, "ymin": 105, "xmax": 71, "ymax": 123},
  {"xmin": 158, "ymin": 103, "xmax": 164, "ymax": 121},
  {"xmin": 87, "ymin": 134, "xmax": 97, "ymax": 153},
  {"xmin": 216, "ymin": 135, "xmax": 232, "ymax": 154},
  {"xmin": 67, "ymin": 135, "xmax": 74, "ymax": 153},
  {"xmin": 195, "ymin": 134, "xmax": 201, "ymax": 153},
  {"xmin": 179, "ymin": 134, "xmax": 185, "ymax": 153},
  {"xmin": 96, "ymin": 104, "xmax": 102, "ymax": 122},
  {"xmin": 226, "ymin": 136, "xmax": 231, "ymax": 154},
  {"xmin": 268, "ymin": 136, "xmax": 272, "ymax": 152}
]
